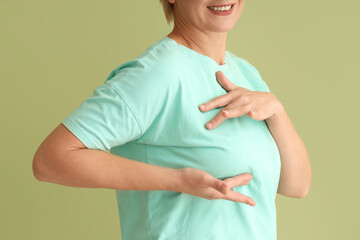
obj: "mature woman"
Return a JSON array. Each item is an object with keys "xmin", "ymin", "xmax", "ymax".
[{"xmin": 33, "ymin": 0, "xmax": 311, "ymax": 239}]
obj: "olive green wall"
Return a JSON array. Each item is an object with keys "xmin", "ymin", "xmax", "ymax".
[{"xmin": 1, "ymin": 0, "xmax": 358, "ymax": 239}]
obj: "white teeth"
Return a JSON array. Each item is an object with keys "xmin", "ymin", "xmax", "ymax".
[{"xmin": 208, "ymin": 5, "xmax": 232, "ymax": 11}]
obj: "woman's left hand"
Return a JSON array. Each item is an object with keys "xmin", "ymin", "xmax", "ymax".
[{"xmin": 198, "ymin": 71, "xmax": 284, "ymax": 130}]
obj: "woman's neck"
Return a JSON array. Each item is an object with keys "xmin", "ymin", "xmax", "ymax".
[{"xmin": 167, "ymin": 27, "xmax": 227, "ymax": 65}]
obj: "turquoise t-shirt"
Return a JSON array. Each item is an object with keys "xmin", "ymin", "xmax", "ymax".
[{"xmin": 61, "ymin": 36, "xmax": 281, "ymax": 240}]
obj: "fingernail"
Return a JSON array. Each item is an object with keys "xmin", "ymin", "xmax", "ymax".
[
  {"xmin": 206, "ymin": 122, "xmax": 212, "ymax": 128},
  {"xmin": 199, "ymin": 104, "xmax": 205, "ymax": 110}
]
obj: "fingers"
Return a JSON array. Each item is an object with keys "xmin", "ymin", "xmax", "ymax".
[
  {"xmin": 204, "ymin": 109, "xmax": 228, "ymax": 129},
  {"xmin": 206, "ymin": 175, "xmax": 256, "ymax": 206},
  {"xmin": 206, "ymin": 173, "xmax": 253, "ymax": 198},
  {"xmin": 221, "ymin": 103, "xmax": 253, "ymax": 119},
  {"xmin": 223, "ymin": 190, "xmax": 256, "ymax": 206},
  {"xmin": 204, "ymin": 187, "xmax": 256, "ymax": 207},
  {"xmin": 203, "ymin": 102, "xmax": 253, "ymax": 130},
  {"xmin": 223, "ymin": 173, "xmax": 253, "ymax": 190},
  {"xmin": 209, "ymin": 177, "xmax": 228, "ymax": 195},
  {"xmin": 198, "ymin": 93, "xmax": 232, "ymax": 112},
  {"xmin": 215, "ymin": 71, "xmax": 238, "ymax": 92}
]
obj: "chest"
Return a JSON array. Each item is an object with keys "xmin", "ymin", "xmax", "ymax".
[{"xmin": 140, "ymin": 69, "xmax": 280, "ymax": 180}]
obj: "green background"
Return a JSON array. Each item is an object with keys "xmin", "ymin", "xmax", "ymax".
[{"xmin": 1, "ymin": 0, "xmax": 359, "ymax": 239}]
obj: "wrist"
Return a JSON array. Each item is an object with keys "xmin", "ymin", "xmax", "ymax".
[
  {"xmin": 163, "ymin": 168, "xmax": 184, "ymax": 192},
  {"xmin": 267, "ymin": 103, "xmax": 286, "ymax": 122}
]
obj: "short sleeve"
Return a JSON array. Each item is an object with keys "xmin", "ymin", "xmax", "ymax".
[
  {"xmin": 103, "ymin": 57, "xmax": 178, "ymax": 139},
  {"xmin": 254, "ymin": 69, "xmax": 271, "ymax": 92},
  {"xmin": 61, "ymin": 82, "xmax": 143, "ymax": 152},
  {"xmin": 236, "ymin": 56, "xmax": 271, "ymax": 92}
]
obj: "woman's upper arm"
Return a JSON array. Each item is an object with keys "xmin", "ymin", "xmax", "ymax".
[{"xmin": 32, "ymin": 123, "xmax": 87, "ymax": 180}]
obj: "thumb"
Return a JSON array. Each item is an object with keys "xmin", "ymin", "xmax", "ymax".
[{"xmin": 216, "ymin": 71, "xmax": 238, "ymax": 92}]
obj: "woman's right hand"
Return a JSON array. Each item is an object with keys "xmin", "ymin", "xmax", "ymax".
[{"xmin": 175, "ymin": 167, "xmax": 256, "ymax": 206}]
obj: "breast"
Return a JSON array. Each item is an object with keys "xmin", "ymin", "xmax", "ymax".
[
  {"xmin": 143, "ymin": 93, "xmax": 280, "ymax": 191},
  {"xmin": 136, "ymin": 68, "xmax": 281, "ymax": 193}
]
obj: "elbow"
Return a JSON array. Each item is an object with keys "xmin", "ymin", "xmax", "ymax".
[
  {"xmin": 297, "ymin": 187, "xmax": 310, "ymax": 198},
  {"xmin": 293, "ymin": 179, "xmax": 312, "ymax": 198},
  {"xmin": 32, "ymin": 149, "xmax": 49, "ymax": 182},
  {"xmin": 277, "ymin": 178, "xmax": 312, "ymax": 199},
  {"xmin": 278, "ymin": 164, "xmax": 312, "ymax": 199},
  {"xmin": 33, "ymin": 161, "xmax": 46, "ymax": 182},
  {"xmin": 298, "ymin": 170, "xmax": 312, "ymax": 198},
  {"xmin": 277, "ymin": 188, "xmax": 310, "ymax": 198},
  {"xmin": 278, "ymin": 187, "xmax": 310, "ymax": 199}
]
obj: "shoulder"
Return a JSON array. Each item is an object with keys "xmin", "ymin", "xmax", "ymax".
[
  {"xmin": 227, "ymin": 51, "xmax": 261, "ymax": 76},
  {"xmin": 104, "ymin": 39, "xmax": 180, "ymax": 92},
  {"xmin": 96, "ymin": 38, "xmax": 182, "ymax": 132},
  {"xmin": 227, "ymin": 52, "xmax": 271, "ymax": 92}
]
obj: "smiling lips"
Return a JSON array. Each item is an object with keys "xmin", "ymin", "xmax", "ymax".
[
  {"xmin": 207, "ymin": 3, "xmax": 235, "ymax": 8},
  {"xmin": 207, "ymin": 3, "xmax": 235, "ymax": 15}
]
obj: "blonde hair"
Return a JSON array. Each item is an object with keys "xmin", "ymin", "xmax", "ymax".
[{"xmin": 159, "ymin": 0, "xmax": 174, "ymax": 25}]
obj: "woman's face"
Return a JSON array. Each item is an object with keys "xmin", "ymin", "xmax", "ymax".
[{"xmin": 172, "ymin": 0, "xmax": 245, "ymax": 33}]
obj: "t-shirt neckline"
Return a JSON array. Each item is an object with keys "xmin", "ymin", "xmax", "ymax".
[{"xmin": 164, "ymin": 36, "xmax": 230, "ymax": 71}]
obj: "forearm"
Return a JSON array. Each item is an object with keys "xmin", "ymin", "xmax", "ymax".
[
  {"xmin": 34, "ymin": 148, "xmax": 181, "ymax": 191},
  {"xmin": 265, "ymin": 106, "xmax": 311, "ymax": 198}
]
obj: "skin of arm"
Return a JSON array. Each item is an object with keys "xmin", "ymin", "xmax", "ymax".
[
  {"xmin": 32, "ymin": 124, "xmax": 180, "ymax": 191},
  {"xmin": 265, "ymin": 107, "xmax": 311, "ymax": 198}
]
